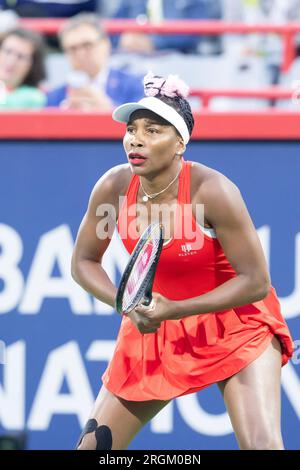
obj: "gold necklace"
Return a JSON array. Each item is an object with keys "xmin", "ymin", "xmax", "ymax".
[{"xmin": 140, "ymin": 165, "xmax": 182, "ymax": 202}]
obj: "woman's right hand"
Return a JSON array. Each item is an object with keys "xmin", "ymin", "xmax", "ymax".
[{"xmin": 127, "ymin": 308, "xmax": 161, "ymax": 335}]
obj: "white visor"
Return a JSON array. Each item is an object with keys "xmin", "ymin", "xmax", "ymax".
[{"xmin": 112, "ymin": 96, "xmax": 190, "ymax": 144}]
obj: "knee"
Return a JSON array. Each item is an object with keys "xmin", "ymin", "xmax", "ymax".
[{"xmin": 240, "ymin": 435, "xmax": 284, "ymax": 450}]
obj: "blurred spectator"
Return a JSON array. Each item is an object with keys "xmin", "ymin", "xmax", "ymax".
[
  {"xmin": 46, "ymin": 13, "xmax": 144, "ymax": 110},
  {"xmin": 112, "ymin": 0, "xmax": 223, "ymax": 54},
  {"xmin": 0, "ymin": 0, "xmax": 99, "ymax": 17},
  {"xmin": 0, "ymin": 27, "xmax": 46, "ymax": 109}
]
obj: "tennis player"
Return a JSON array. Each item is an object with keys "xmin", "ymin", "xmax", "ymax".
[{"xmin": 71, "ymin": 71, "xmax": 294, "ymax": 450}]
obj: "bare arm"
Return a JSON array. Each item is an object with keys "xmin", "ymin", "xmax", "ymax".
[
  {"xmin": 71, "ymin": 166, "xmax": 129, "ymax": 309},
  {"xmin": 177, "ymin": 174, "xmax": 271, "ymax": 317}
]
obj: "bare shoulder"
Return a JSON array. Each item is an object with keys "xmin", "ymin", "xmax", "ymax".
[
  {"xmin": 90, "ymin": 163, "xmax": 132, "ymax": 205},
  {"xmin": 190, "ymin": 161, "xmax": 244, "ymax": 228},
  {"xmin": 190, "ymin": 161, "xmax": 240, "ymax": 203}
]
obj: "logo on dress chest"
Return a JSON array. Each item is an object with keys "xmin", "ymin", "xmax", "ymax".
[{"xmin": 179, "ymin": 243, "xmax": 198, "ymax": 256}]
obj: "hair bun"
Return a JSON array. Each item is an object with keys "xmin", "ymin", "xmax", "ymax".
[{"xmin": 143, "ymin": 71, "xmax": 189, "ymax": 99}]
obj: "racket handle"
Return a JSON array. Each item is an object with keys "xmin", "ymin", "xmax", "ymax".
[
  {"xmin": 142, "ymin": 295, "xmax": 152, "ymax": 306},
  {"xmin": 143, "ymin": 278, "xmax": 155, "ymax": 307},
  {"xmin": 142, "ymin": 298, "xmax": 155, "ymax": 311}
]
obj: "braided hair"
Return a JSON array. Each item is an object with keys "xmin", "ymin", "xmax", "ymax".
[{"xmin": 143, "ymin": 72, "xmax": 194, "ymax": 137}]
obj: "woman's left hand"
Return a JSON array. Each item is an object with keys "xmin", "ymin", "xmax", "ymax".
[{"xmin": 134, "ymin": 292, "xmax": 180, "ymax": 324}]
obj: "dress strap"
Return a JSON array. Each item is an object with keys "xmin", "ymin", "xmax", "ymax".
[{"xmin": 178, "ymin": 159, "xmax": 192, "ymax": 205}]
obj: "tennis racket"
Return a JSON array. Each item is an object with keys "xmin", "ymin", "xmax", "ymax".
[{"xmin": 116, "ymin": 222, "xmax": 163, "ymax": 315}]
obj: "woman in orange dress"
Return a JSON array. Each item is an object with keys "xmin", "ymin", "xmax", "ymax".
[{"xmin": 71, "ymin": 72, "xmax": 293, "ymax": 450}]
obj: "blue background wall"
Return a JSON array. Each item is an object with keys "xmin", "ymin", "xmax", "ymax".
[{"xmin": 0, "ymin": 140, "xmax": 299, "ymax": 449}]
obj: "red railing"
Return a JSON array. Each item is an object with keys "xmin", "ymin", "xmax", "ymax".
[
  {"xmin": 20, "ymin": 18, "xmax": 300, "ymax": 72},
  {"xmin": 190, "ymin": 87, "xmax": 295, "ymax": 109}
]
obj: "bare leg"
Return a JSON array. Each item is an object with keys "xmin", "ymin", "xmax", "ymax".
[
  {"xmin": 77, "ymin": 385, "xmax": 170, "ymax": 450},
  {"xmin": 218, "ymin": 336, "xmax": 284, "ymax": 450}
]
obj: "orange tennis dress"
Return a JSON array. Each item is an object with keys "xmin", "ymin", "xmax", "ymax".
[{"xmin": 102, "ymin": 160, "xmax": 294, "ymax": 401}]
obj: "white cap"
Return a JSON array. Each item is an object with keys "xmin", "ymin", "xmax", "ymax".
[{"xmin": 112, "ymin": 96, "xmax": 190, "ymax": 144}]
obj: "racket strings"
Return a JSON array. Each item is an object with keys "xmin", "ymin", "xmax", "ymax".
[{"xmin": 122, "ymin": 227, "xmax": 161, "ymax": 311}]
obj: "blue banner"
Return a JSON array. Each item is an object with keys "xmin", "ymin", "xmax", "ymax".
[{"xmin": 0, "ymin": 140, "xmax": 299, "ymax": 449}]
